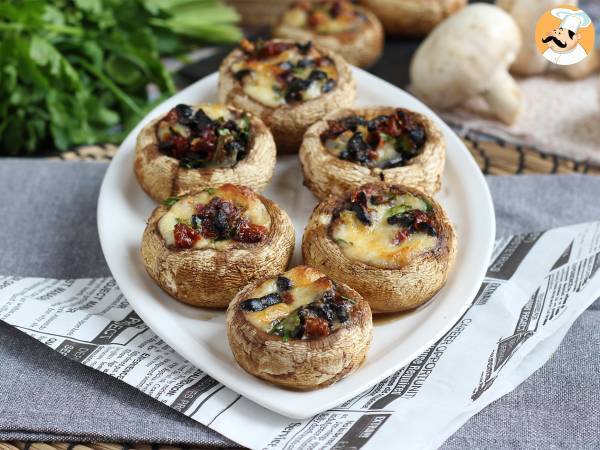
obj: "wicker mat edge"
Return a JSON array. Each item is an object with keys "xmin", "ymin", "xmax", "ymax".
[{"xmin": 46, "ymin": 136, "xmax": 600, "ymax": 176}]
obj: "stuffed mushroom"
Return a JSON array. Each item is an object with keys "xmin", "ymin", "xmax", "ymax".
[
  {"xmin": 135, "ymin": 103, "xmax": 276, "ymax": 203},
  {"xmin": 273, "ymin": 0, "xmax": 384, "ymax": 68},
  {"xmin": 300, "ymin": 107, "xmax": 445, "ymax": 200},
  {"xmin": 226, "ymin": 265, "xmax": 372, "ymax": 390},
  {"xmin": 141, "ymin": 184, "xmax": 295, "ymax": 308},
  {"xmin": 302, "ymin": 183, "xmax": 456, "ymax": 313},
  {"xmin": 359, "ymin": 0, "xmax": 466, "ymax": 36},
  {"xmin": 218, "ymin": 38, "xmax": 356, "ymax": 153}
]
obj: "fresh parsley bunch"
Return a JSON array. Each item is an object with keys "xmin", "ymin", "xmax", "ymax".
[{"xmin": 0, "ymin": 0, "xmax": 242, "ymax": 155}]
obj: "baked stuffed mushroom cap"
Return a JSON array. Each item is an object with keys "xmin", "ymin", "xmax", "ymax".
[
  {"xmin": 302, "ymin": 183, "xmax": 456, "ymax": 313},
  {"xmin": 359, "ymin": 0, "xmax": 466, "ymax": 36},
  {"xmin": 134, "ymin": 103, "xmax": 276, "ymax": 203},
  {"xmin": 226, "ymin": 265, "xmax": 372, "ymax": 390},
  {"xmin": 273, "ymin": 0, "xmax": 384, "ymax": 68},
  {"xmin": 218, "ymin": 38, "xmax": 356, "ymax": 154},
  {"xmin": 300, "ymin": 107, "xmax": 445, "ymax": 200},
  {"xmin": 141, "ymin": 184, "xmax": 295, "ymax": 308}
]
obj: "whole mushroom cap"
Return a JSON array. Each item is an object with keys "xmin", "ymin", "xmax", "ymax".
[{"xmin": 410, "ymin": 3, "xmax": 522, "ymax": 124}]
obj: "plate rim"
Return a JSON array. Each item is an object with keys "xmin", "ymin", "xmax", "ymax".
[{"xmin": 97, "ymin": 67, "xmax": 496, "ymax": 419}]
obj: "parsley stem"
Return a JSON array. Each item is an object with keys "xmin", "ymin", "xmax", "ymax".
[
  {"xmin": 0, "ymin": 22, "xmax": 83, "ymax": 36},
  {"xmin": 75, "ymin": 58, "xmax": 143, "ymax": 116}
]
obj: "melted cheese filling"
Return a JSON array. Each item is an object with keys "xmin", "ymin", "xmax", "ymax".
[
  {"xmin": 243, "ymin": 267, "xmax": 333, "ymax": 333},
  {"xmin": 331, "ymin": 194, "xmax": 437, "ymax": 268},
  {"xmin": 231, "ymin": 48, "xmax": 338, "ymax": 107},
  {"xmin": 281, "ymin": 5, "xmax": 362, "ymax": 34},
  {"xmin": 158, "ymin": 185, "xmax": 270, "ymax": 250}
]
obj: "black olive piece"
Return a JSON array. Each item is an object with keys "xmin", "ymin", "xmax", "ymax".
[
  {"xmin": 321, "ymin": 290, "xmax": 334, "ymax": 303},
  {"xmin": 387, "ymin": 211, "xmax": 414, "ymax": 227},
  {"xmin": 316, "ymin": 303, "xmax": 335, "ymax": 325},
  {"xmin": 285, "ymin": 90, "xmax": 303, "ymax": 103},
  {"xmin": 276, "ymin": 276, "xmax": 293, "ymax": 291},
  {"xmin": 339, "ymin": 149, "xmax": 350, "ymax": 160},
  {"xmin": 191, "ymin": 214, "xmax": 202, "ymax": 230},
  {"xmin": 322, "ymin": 78, "xmax": 336, "ymax": 93},
  {"xmin": 381, "ymin": 157, "xmax": 405, "ymax": 169},
  {"xmin": 395, "ymin": 108, "xmax": 408, "ymax": 123},
  {"xmin": 288, "ymin": 76, "xmax": 312, "ymax": 92},
  {"xmin": 417, "ymin": 222, "xmax": 437, "ymax": 236},
  {"xmin": 292, "ymin": 324, "xmax": 304, "ymax": 339},
  {"xmin": 309, "ymin": 69, "xmax": 327, "ymax": 81},
  {"xmin": 297, "ymin": 306, "xmax": 308, "ymax": 319},
  {"xmin": 296, "ymin": 41, "xmax": 312, "ymax": 54},
  {"xmin": 341, "ymin": 116, "xmax": 367, "ymax": 131},
  {"xmin": 351, "ymin": 202, "xmax": 372, "ymax": 225},
  {"xmin": 367, "ymin": 115, "xmax": 389, "ymax": 132},
  {"xmin": 408, "ymin": 126, "xmax": 426, "ymax": 147},
  {"xmin": 222, "ymin": 120, "xmax": 239, "ymax": 132},
  {"xmin": 347, "ymin": 132, "xmax": 368, "ymax": 161},
  {"xmin": 240, "ymin": 293, "xmax": 281, "ymax": 312},
  {"xmin": 225, "ymin": 140, "xmax": 246, "ymax": 160},
  {"xmin": 332, "ymin": 303, "xmax": 349, "ymax": 323},
  {"xmin": 330, "ymin": 1, "xmax": 341, "ymax": 17},
  {"xmin": 175, "ymin": 104, "xmax": 193, "ymax": 122},
  {"xmin": 355, "ymin": 190, "xmax": 368, "ymax": 207},
  {"xmin": 296, "ymin": 58, "xmax": 313, "ymax": 68},
  {"xmin": 234, "ymin": 69, "xmax": 251, "ymax": 81},
  {"xmin": 278, "ymin": 61, "xmax": 293, "ymax": 71},
  {"xmin": 191, "ymin": 109, "xmax": 213, "ymax": 131},
  {"xmin": 213, "ymin": 209, "xmax": 230, "ymax": 236},
  {"xmin": 158, "ymin": 140, "xmax": 174, "ymax": 153}
]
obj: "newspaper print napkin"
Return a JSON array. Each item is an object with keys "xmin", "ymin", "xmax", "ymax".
[{"xmin": 1, "ymin": 221, "xmax": 599, "ymax": 449}]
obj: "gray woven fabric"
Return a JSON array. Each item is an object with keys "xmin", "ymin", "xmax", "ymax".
[{"xmin": 0, "ymin": 159, "xmax": 598, "ymax": 448}]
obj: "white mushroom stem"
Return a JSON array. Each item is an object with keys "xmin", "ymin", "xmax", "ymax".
[{"xmin": 481, "ymin": 70, "xmax": 522, "ymax": 125}]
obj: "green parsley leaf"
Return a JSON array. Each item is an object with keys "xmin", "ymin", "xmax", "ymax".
[
  {"xmin": 163, "ymin": 196, "xmax": 181, "ymax": 207},
  {"xmin": 0, "ymin": 0, "xmax": 241, "ymax": 156},
  {"xmin": 386, "ymin": 204, "xmax": 413, "ymax": 217}
]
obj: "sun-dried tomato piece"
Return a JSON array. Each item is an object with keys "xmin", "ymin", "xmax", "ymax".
[
  {"xmin": 163, "ymin": 108, "xmax": 179, "ymax": 123},
  {"xmin": 412, "ymin": 210, "xmax": 436, "ymax": 236},
  {"xmin": 379, "ymin": 115, "xmax": 400, "ymax": 137},
  {"xmin": 412, "ymin": 210, "xmax": 431, "ymax": 227},
  {"xmin": 304, "ymin": 316, "xmax": 330, "ymax": 339},
  {"xmin": 234, "ymin": 220, "xmax": 267, "ymax": 243},
  {"xmin": 194, "ymin": 197, "xmax": 242, "ymax": 240},
  {"xmin": 189, "ymin": 127, "xmax": 217, "ymax": 156},
  {"xmin": 170, "ymin": 135, "xmax": 190, "ymax": 159},
  {"xmin": 281, "ymin": 291, "xmax": 294, "ymax": 305},
  {"xmin": 393, "ymin": 228, "xmax": 411, "ymax": 245},
  {"xmin": 174, "ymin": 223, "xmax": 200, "ymax": 248},
  {"xmin": 258, "ymin": 41, "xmax": 293, "ymax": 59}
]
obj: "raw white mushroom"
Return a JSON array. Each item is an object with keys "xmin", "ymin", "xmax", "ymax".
[
  {"xmin": 409, "ymin": 3, "xmax": 522, "ymax": 125},
  {"xmin": 497, "ymin": 0, "xmax": 598, "ymax": 79}
]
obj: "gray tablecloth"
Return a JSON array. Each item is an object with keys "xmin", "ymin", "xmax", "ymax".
[{"xmin": 0, "ymin": 159, "xmax": 598, "ymax": 448}]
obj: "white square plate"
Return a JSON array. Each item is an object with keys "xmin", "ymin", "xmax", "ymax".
[{"xmin": 97, "ymin": 68, "xmax": 495, "ymax": 419}]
